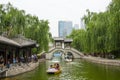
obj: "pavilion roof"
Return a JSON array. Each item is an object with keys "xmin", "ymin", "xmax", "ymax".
[
  {"xmin": 53, "ymin": 37, "xmax": 73, "ymax": 42},
  {"xmin": 64, "ymin": 38, "xmax": 73, "ymax": 42},
  {"xmin": 12, "ymin": 35, "xmax": 36, "ymax": 47},
  {"xmin": 0, "ymin": 36, "xmax": 20, "ymax": 46},
  {"xmin": 53, "ymin": 37, "xmax": 64, "ymax": 41},
  {"xmin": 0, "ymin": 35, "xmax": 36, "ymax": 47}
]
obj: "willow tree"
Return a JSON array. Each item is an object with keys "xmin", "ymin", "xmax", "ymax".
[
  {"xmin": 69, "ymin": 0, "xmax": 120, "ymax": 58},
  {"xmin": 0, "ymin": 3, "xmax": 52, "ymax": 53},
  {"xmin": 0, "ymin": 3, "xmax": 25, "ymax": 37},
  {"xmin": 106, "ymin": 0, "xmax": 120, "ymax": 57},
  {"xmin": 23, "ymin": 15, "xmax": 50, "ymax": 52},
  {"xmin": 0, "ymin": 4, "xmax": 5, "ymax": 34}
]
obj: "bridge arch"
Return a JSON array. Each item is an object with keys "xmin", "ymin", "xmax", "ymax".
[
  {"xmin": 45, "ymin": 48, "xmax": 84, "ymax": 59},
  {"xmin": 65, "ymin": 51, "xmax": 74, "ymax": 59},
  {"xmin": 45, "ymin": 37, "xmax": 84, "ymax": 59},
  {"xmin": 52, "ymin": 50, "xmax": 65, "ymax": 58}
]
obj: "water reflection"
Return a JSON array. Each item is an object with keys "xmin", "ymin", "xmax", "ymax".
[{"xmin": 1, "ymin": 58, "xmax": 120, "ymax": 80}]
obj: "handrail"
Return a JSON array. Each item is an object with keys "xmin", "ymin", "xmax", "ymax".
[{"xmin": 47, "ymin": 47, "xmax": 84, "ymax": 56}]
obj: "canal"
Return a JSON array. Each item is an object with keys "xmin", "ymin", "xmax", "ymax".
[{"xmin": 2, "ymin": 57, "xmax": 120, "ymax": 80}]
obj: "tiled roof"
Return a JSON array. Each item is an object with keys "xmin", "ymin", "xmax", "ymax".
[
  {"xmin": 0, "ymin": 36, "xmax": 20, "ymax": 46},
  {"xmin": 53, "ymin": 37, "xmax": 73, "ymax": 42},
  {"xmin": 12, "ymin": 37, "xmax": 36, "ymax": 47},
  {"xmin": 0, "ymin": 35, "xmax": 36, "ymax": 47},
  {"xmin": 64, "ymin": 38, "xmax": 73, "ymax": 42},
  {"xmin": 53, "ymin": 37, "xmax": 64, "ymax": 41}
]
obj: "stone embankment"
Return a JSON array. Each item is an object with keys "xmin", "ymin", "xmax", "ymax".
[
  {"xmin": 0, "ymin": 59, "xmax": 45, "ymax": 78},
  {"xmin": 7, "ymin": 62, "xmax": 39, "ymax": 77},
  {"xmin": 83, "ymin": 56, "xmax": 120, "ymax": 66}
]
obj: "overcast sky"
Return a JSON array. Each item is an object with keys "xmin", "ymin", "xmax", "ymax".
[{"xmin": 0, "ymin": 0, "xmax": 111, "ymax": 37}]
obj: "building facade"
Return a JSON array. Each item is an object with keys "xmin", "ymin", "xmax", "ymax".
[{"xmin": 58, "ymin": 21, "xmax": 73, "ymax": 38}]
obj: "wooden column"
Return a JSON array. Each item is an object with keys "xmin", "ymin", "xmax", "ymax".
[
  {"xmin": 26, "ymin": 48, "xmax": 28, "ymax": 62},
  {"xmin": 29, "ymin": 48, "xmax": 31, "ymax": 57},
  {"xmin": 15, "ymin": 48, "xmax": 18, "ymax": 58},
  {"xmin": 22, "ymin": 49, "xmax": 25, "ymax": 57},
  {"xmin": 5, "ymin": 47, "xmax": 7, "ymax": 65},
  {"xmin": 30, "ymin": 48, "xmax": 32, "ymax": 62},
  {"xmin": 10, "ymin": 48, "xmax": 13, "ymax": 63},
  {"xmin": 17, "ymin": 48, "xmax": 20, "ymax": 62}
]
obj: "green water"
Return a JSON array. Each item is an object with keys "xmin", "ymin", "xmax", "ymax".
[{"xmin": 2, "ymin": 58, "xmax": 120, "ymax": 80}]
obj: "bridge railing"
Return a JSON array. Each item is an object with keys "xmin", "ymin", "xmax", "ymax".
[
  {"xmin": 48, "ymin": 47, "xmax": 58, "ymax": 53},
  {"xmin": 71, "ymin": 48, "xmax": 84, "ymax": 56}
]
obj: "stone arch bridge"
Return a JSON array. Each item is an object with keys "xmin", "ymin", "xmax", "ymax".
[
  {"xmin": 45, "ymin": 37, "xmax": 84, "ymax": 59},
  {"xmin": 45, "ymin": 47, "xmax": 84, "ymax": 59}
]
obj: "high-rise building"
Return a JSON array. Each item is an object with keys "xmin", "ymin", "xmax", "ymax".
[
  {"xmin": 58, "ymin": 21, "xmax": 73, "ymax": 38},
  {"xmin": 74, "ymin": 24, "xmax": 79, "ymax": 30}
]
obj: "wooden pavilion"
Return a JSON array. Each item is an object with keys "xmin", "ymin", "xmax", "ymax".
[{"xmin": 0, "ymin": 35, "xmax": 36, "ymax": 65}]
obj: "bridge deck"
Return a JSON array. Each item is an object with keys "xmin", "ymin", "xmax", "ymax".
[{"xmin": 45, "ymin": 47, "xmax": 84, "ymax": 59}]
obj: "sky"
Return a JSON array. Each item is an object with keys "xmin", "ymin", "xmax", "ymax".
[{"xmin": 0, "ymin": 0, "xmax": 111, "ymax": 37}]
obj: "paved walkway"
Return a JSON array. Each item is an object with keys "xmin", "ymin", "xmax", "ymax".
[{"xmin": 83, "ymin": 56, "xmax": 120, "ymax": 66}]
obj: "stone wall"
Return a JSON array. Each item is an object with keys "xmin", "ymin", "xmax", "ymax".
[{"xmin": 83, "ymin": 56, "xmax": 120, "ymax": 66}]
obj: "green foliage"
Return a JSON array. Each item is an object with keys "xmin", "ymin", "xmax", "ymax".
[
  {"xmin": 32, "ymin": 48, "xmax": 37, "ymax": 54},
  {"xmin": 69, "ymin": 0, "xmax": 120, "ymax": 57},
  {"xmin": 0, "ymin": 3, "xmax": 52, "ymax": 53}
]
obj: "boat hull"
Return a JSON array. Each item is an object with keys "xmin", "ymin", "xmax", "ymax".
[{"xmin": 47, "ymin": 69, "xmax": 61, "ymax": 74}]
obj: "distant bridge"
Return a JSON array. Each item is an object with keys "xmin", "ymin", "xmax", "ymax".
[
  {"xmin": 45, "ymin": 47, "xmax": 84, "ymax": 59},
  {"xmin": 45, "ymin": 37, "xmax": 84, "ymax": 59}
]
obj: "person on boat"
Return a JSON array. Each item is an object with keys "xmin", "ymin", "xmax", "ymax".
[
  {"xmin": 49, "ymin": 65, "xmax": 53, "ymax": 69},
  {"xmin": 55, "ymin": 63, "xmax": 60, "ymax": 70},
  {"xmin": 53, "ymin": 63, "xmax": 57, "ymax": 68}
]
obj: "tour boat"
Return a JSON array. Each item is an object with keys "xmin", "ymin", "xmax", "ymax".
[{"xmin": 46, "ymin": 68, "xmax": 61, "ymax": 74}]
